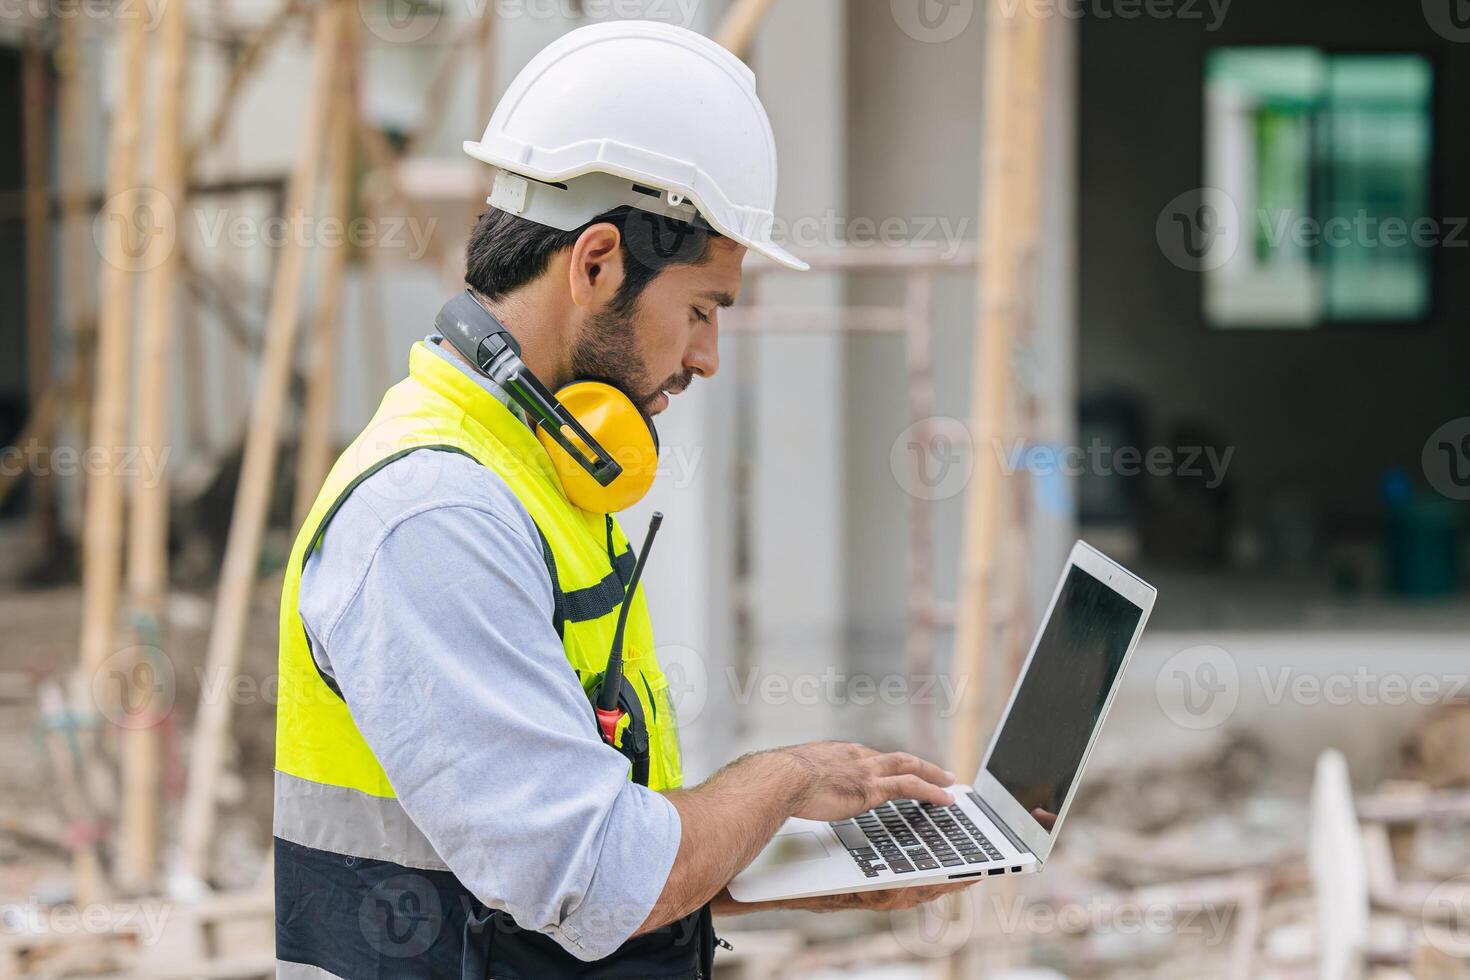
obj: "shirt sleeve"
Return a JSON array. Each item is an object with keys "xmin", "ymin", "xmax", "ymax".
[{"xmin": 297, "ymin": 452, "xmax": 681, "ymax": 962}]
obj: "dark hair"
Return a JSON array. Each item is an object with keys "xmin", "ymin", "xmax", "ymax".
[{"xmin": 465, "ymin": 204, "xmax": 719, "ymax": 310}]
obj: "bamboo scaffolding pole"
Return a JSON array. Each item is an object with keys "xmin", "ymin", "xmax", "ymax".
[
  {"xmin": 119, "ymin": 0, "xmax": 189, "ymax": 895},
  {"xmin": 715, "ymin": 0, "xmax": 778, "ymax": 59},
  {"xmin": 72, "ymin": 8, "xmax": 151, "ymax": 906},
  {"xmin": 947, "ymin": 0, "xmax": 1047, "ymax": 789},
  {"xmin": 58, "ymin": 17, "xmax": 97, "ymax": 453},
  {"xmin": 180, "ymin": 0, "xmax": 349, "ymax": 883},
  {"xmin": 945, "ymin": 5, "xmax": 1050, "ymax": 976},
  {"xmin": 21, "ymin": 43, "xmax": 55, "ymax": 541},
  {"xmin": 293, "ymin": 18, "xmax": 357, "ymax": 524}
]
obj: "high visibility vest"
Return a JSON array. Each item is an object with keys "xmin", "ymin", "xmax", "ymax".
[{"xmin": 273, "ymin": 342, "xmax": 705, "ymax": 979}]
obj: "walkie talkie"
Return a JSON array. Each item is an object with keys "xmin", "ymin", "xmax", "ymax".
[{"xmin": 590, "ymin": 512, "xmax": 663, "ymax": 785}]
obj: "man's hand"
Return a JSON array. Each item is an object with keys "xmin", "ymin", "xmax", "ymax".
[
  {"xmin": 783, "ymin": 742, "xmax": 956, "ymax": 821},
  {"xmin": 636, "ymin": 742, "xmax": 955, "ymax": 937},
  {"xmin": 714, "ymin": 881, "xmax": 976, "ymax": 916}
]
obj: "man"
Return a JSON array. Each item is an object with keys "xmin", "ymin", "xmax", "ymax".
[{"xmin": 274, "ymin": 21, "xmax": 967, "ymax": 978}]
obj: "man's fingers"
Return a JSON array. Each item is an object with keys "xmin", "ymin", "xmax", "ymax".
[
  {"xmin": 872, "ymin": 751, "xmax": 956, "ymax": 788},
  {"xmin": 878, "ymin": 774, "xmax": 955, "ymax": 807}
]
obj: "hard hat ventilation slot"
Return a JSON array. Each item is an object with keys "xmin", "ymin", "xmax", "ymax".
[{"xmin": 631, "ymin": 184, "xmax": 662, "ymax": 198}]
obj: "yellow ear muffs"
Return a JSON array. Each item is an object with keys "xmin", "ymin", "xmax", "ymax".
[{"xmin": 536, "ymin": 381, "xmax": 659, "ymax": 514}]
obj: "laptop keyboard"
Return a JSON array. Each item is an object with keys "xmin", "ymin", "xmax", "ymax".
[{"xmin": 830, "ymin": 799, "xmax": 1004, "ymax": 878}]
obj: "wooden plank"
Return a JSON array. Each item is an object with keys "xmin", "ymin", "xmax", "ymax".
[
  {"xmin": 1310, "ymin": 749, "xmax": 1368, "ymax": 980},
  {"xmin": 945, "ymin": 7, "xmax": 1049, "ymax": 976},
  {"xmin": 73, "ymin": 8, "xmax": 151, "ymax": 908},
  {"xmin": 119, "ymin": 0, "xmax": 188, "ymax": 895},
  {"xmin": 293, "ymin": 28, "xmax": 357, "ymax": 524},
  {"xmin": 715, "ymin": 0, "xmax": 778, "ymax": 59},
  {"xmin": 57, "ymin": 17, "xmax": 96, "ymax": 444},
  {"xmin": 180, "ymin": 0, "xmax": 349, "ymax": 883},
  {"xmin": 947, "ymin": 0, "xmax": 1049, "ymax": 784},
  {"xmin": 21, "ymin": 43, "xmax": 53, "ymax": 540}
]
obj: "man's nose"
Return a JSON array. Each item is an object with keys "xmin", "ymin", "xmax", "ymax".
[{"xmin": 686, "ymin": 320, "xmax": 719, "ymax": 379}]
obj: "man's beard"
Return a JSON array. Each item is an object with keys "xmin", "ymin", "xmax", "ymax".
[{"xmin": 568, "ymin": 297, "xmax": 693, "ymax": 415}]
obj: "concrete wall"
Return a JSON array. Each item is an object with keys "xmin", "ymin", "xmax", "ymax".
[{"xmin": 1078, "ymin": 0, "xmax": 1470, "ymax": 535}]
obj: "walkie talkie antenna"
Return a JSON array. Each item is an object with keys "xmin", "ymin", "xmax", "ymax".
[{"xmin": 597, "ymin": 512, "xmax": 663, "ymax": 712}]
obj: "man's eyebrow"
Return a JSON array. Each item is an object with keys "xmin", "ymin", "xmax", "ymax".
[{"xmin": 702, "ymin": 291, "xmax": 737, "ymax": 308}]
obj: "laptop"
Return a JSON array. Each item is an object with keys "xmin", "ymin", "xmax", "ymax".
[{"xmin": 728, "ymin": 541, "xmax": 1156, "ymax": 902}]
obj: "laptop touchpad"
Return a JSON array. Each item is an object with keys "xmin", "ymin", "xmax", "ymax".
[{"xmin": 753, "ymin": 831, "xmax": 834, "ymax": 868}]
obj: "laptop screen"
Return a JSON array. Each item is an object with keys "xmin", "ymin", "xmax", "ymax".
[{"xmin": 983, "ymin": 564, "xmax": 1143, "ymax": 836}]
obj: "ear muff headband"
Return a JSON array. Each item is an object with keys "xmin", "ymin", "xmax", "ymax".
[{"xmin": 436, "ymin": 291, "xmax": 660, "ymax": 513}]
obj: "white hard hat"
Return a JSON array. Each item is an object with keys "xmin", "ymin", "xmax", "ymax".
[{"xmin": 464, "ymin": 20, "xmax": 808, "ymax": 272}]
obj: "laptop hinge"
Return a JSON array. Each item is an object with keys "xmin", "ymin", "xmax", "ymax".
[{"xmin": 967, "ymin": 791, "xmax": 1032, "ymax": 857}]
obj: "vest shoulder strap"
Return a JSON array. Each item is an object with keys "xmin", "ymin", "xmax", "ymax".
[{"xmin": 302, "ymin": 445, "xmax": 570, "ymax": 691}]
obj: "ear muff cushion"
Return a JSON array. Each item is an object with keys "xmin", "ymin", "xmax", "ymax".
[{"xmin": 537, "ymin": 381, "xmax": 659, "ymax": 513}]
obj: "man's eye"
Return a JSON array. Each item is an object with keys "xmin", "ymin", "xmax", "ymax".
[{"xmin": 692, "ymin": 307, "xmax": 711, "ymax": 324}]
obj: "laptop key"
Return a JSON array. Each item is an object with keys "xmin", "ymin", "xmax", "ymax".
[{"xmin": 833, "ymin": 822, "xmax": 871, "ymax": 851}]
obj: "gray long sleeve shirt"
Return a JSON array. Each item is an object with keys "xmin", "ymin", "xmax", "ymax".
[{"xmin": 296, "ymin": 339, "xmax": 681, "ymax": 962}]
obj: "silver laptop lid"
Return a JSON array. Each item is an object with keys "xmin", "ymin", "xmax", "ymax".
[{"xmin": 971, "ymin": 541, "xmax": 1156, "ymax": 863}]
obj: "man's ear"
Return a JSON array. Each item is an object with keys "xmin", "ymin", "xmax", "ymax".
[{"xmin": 568, "ymin": 222, "xmax": 625, "ymax": 310}]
